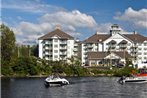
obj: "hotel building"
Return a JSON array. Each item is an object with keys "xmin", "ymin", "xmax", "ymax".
[
  {"xmin": 38, "ymin": 26, "xmax": 79, "ymax": 62},
  {"xmin": 81, "ymin": 24, "xmax": 147, "ymax": 66},
  {"xmin": 38, "ymin": 24, "xmax": 147, "ymax": 67}
]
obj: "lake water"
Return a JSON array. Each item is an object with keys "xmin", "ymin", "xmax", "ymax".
[{"xmin": 1, "ymin": 77, "xmax": 147, "ymax": 98}]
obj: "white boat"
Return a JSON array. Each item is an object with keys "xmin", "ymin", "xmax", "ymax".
[
  {"xmin": 118, "ymin": 76, "xmax": 147, "ymax": 84},
  {"xmin": 118, "ymin": 69, "xmax": 147, "ymax": 84},
  {"xmin": 45, "ymin": 75, "xmax": 69, "ymax": 87}
]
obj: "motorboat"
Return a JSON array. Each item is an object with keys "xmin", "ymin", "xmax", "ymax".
[
  {"xmin": 118, "ymin": 69, "xmax": 147, "ymax": 84},
  {"xmin": 44, "ymin": 75, "xmax": 69, "ymax": 87}
]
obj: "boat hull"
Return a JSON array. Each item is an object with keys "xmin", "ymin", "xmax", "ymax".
[
  {"xmin": 45, "ymin": 81, "xmax": 68, "ymax": 87},
  {"xmin": 118, "ymin": 76, "xmax": 147, "ymax": 84},
  {"xmin": 44, "ymin": 76, "xmax": 69, "ymax": 87},
  {"xmin": 124, "ymin": 79, "xmax": 147, "ymax": 83}
]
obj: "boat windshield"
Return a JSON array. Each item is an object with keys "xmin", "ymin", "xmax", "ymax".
[
  {"xmin": 138, "ymin": 68, "xmax": 147, "ymax": 74},
  {"xmin": 48, "ymin": 74, "xmax": 60, "ymax": 79}
]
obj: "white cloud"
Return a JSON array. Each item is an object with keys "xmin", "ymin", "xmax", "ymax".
[
  {"xmin": 10, "ymin": 10, "xmax": 100, "ymax": 44},
  {"xmin": 2, "ymin": 0, "xmax": 117, "ymax": 45},
  {"xmin": 39, "ymin": 10, "xmax": 97, "ymax": 29},
  {"xmin": 96, "ymin": 23, "xmax": 112, "ymax": 33},
  {"xmin": 2, "ymin": 0, "xmax": 65, "ymax": 14},
  {"xmin": 114, "ymin": 7, "xmax": 147, "ymax": 29}
]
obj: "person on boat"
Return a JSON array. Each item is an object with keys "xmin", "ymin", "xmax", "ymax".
[{"xmin": 129, "ymin": 69, "xmax": 137, "ymax": 78}]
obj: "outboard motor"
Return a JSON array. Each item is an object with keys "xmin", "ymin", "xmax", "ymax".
[{"xmin": 118, "ymin": 76, "xmax": 125, "ymax": 84}]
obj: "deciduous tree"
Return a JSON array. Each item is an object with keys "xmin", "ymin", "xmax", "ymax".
[{"xmin": 1, "ymin": 24, "xmax": 16, "ymax": 65}]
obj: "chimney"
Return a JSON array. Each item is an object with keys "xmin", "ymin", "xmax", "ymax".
[
  {"xmin": 96, "ymin": 31, "xmax": 99, "ymax": 35},
  {"xmin": 134, "ymin": 31, "xmax": 137, "ymax": 34},
  {"xmin": 55, "ymin": 25, "xmax": 61, "ymax": 30}
]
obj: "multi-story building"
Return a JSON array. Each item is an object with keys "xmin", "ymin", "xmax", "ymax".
[
  {"xmin": 38, "ymin": 26, "xmax": 79, "ymax": 62},
  {"xmin": 38, "ymin": 24, "xmax": 147, "ymax": 67},
  {"xmin": 81, "ymin": 24, "xmax": 147, "ymax": 66}
]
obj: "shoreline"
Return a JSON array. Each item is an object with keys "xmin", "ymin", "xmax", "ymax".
[{"xmin": 1, "ymin": 74, "xmax": 115, "ymax": 78}]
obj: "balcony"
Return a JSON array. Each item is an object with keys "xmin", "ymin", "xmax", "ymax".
[
  {"xmin": 44, "ymin": 51, "xmax": 52, "ymax": 55},
  {"xmin": 119, "ymin": 44, "xmax": 127, "ymax": 49},
  {"xmin": 60, "ymin": 41, "xmax": 67, "ymax": 45},
  {"xmin": 86, "ymin": 44, "xmax": 93, "ymax": 48},
  {"xmin": 73, "ymin": 48, "xmax": 78, "ymax": 51},
  {"xmin": 60, "ymin": 52, "xmax": 67, "ymax": 55},
  {"xmin": 74, "ymin": 43, "xmax": 78, "ymax": 47},
  {"xmin": 60, "ymin": 46, "xmax": 67, "ymax": 50},
  {"xmin": 131, "ymin": 45, "xmax": 138, "ymax": 49},
  {"xmin": 45, "ymin": 41, "xmax": 52, "ymax": 45},
  {"xmin": 44, "ymin": 46, "xmax": 52, "ymax": 50}
]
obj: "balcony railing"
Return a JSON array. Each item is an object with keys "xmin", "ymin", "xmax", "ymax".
[
  {"xmin": 73, "ymin": 48, "xmax": 78, "ymax": 51},
  {"xmin": 44, "ymin": 46, "xmax": 52, "ymax": 50},
  {"xmin": 60, "ymin": 41, "xmax": 67, "ymax": 44},
  {"xmin": 87, "ymin": 45, "xmax": 93, "ymax": 48},
  {"xmin": 60, "ymin": 52, "xmax": 67, "ymax": 55},
  {"xmin": 119, "ymin": 44, "xmax": 127, "ymax": 47},
  {"xmin": 60, "ymin": 46, "xmax": 67, "ymax": 50},
  {"xmin": 45, "ymin": 41, "xmax": 52, "ymax": 44}
]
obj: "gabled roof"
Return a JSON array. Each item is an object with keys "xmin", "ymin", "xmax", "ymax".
[
  {"xmin": 87, "ymin": 52, "xmax": 107, "ymax": 59},
  {"xmin": 83, "ymin": 31, "xmax": 147, "ymax": 44},
  {"xmin": 124, "ymin": 33, "xmax": 147, "ymax": 43},
  {"xmin": 83, "ymin": 34, "xmax": 110, "ymax": 43},
  {"xmin": 114, "ymin": 52, "xmax": 131, "ymax": 58},
  {"xmin": 87, "ymin": 51, "xmax": 131, "ymax": 59},
  {"xmin": 38, "ymin": 29, "xmax": 74, "ymax": 40}
]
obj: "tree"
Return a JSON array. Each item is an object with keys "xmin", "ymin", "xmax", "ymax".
[
  {"xmin": 31, "ymin": 44, "xmax": 38, "ymax": 57},
  {"xmin": 1, "ymin": 24, "xmax": 16, "ymax": 65}
]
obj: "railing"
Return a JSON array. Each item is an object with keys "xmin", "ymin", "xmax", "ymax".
[
  {"xmin": 60, "ymin": 41, "xmax": 67, "ymax": 44},
  {"xmin": 45, "ymin": 41, "xmax": 52, "ymax": 44},
  {"xmin": 60, "ymin": 52, "xmax": 67, "ymax": 55},
  {"xmin": 44, "ymin": 52, "xmax": 52, "ymax": 55},
  {"xmin": 87, "ymin": 45, "xmax": 93, "ymax": 48},
  {"xmin": 44, "ymin": 46, "xmax": 52, "ymax": 50},
  {"xmin": 60, "ymin": 46, "xmax": 67, "ymax": 50},
  {"xmin": 73, "ymin": 48, "xmax": 78, "ymax": 51}
]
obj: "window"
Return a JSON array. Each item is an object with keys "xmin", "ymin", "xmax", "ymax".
[
  {"xmin": 138, "ymin": 43, "xmax": 142, "ymax": 46},
  {"xmin": 138, "ymin": 48, "xmax": 142, "ymax": 50},
  {"xmin": 138, "ymin": 52, "xmax": 141, "ymax": 55},
  {"xmin": 144, "ymin": 52, "xmax": 147, "ymax": 55},
  {"xmin": 138, "ymin": 57, "xmax": 142, "ymax": 60},
  {"xmin": 144, "ymin": 48, "xmax": 147, "ymax": 50},
  {"xmin": 54, "ymin": 50, "xmax": 58, "ymax": 53},
  {"xmin": 144, "ymin": 43, "xmax": 147, "ymax": 46},
  {"xmin": 128, "ymin": 43, "xmax": 131, "ymax": 45},
  {"xmin": 91, "ymin": 60, "xmax": 96, "ymax": 65},
  {"xmin": 54, "ymin": 55, "xmax": 58, "ymax": 58},
  {"xmin": 54, "ymin": 39, "xmax": 58, "ymax": 42},
  {"xmin": 54, "ymin": 45, "xmax": 58, "ymax": 48}
]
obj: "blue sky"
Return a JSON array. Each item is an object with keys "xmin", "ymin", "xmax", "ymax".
[{"xmin": 1, "ymin": 0, "xmax": 147, "ymax": 45}]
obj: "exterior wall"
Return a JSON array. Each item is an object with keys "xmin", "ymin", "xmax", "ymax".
[
  {"xmin": 137, "ymin": 41, "xmax": 147, "ymax": 63},
  {"xmin": 39, "ymin": 25, "xmax": 147, "ymax": 67},
  {"xmin": 38, "ymin": 36, "xmax": 76, "ymax": 62},
  {"xmin": 98, "ymin": 43, "xmax": 103, "ymax": 51},
  {"xmin": 39, "ymin": 40, "xmax": 43, "ymax": 59},
  {"xmin": 88, "ymin": 59, "xmax": 101, "ymax": 66},
  {"xmin": 103, "ymin": 33, "xmax": 132, "ymax": 52},
  {"xmin": 73, "ymin": 40, "xmax": 80, "ymax": 57},
  {"xmin": 81, "ymin": 43, "xmax": 86, "ymax": 65},
  {"xmin": 52, "ymin": 37, "xmax": 59, "ymax": 61},
  {"xmin": 67, "ymin": 40, "xmax": 74, "ymax": 58},
  {"xmin": 81, "ymin": 32, "xmax": 147, "ymax": 66}
]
